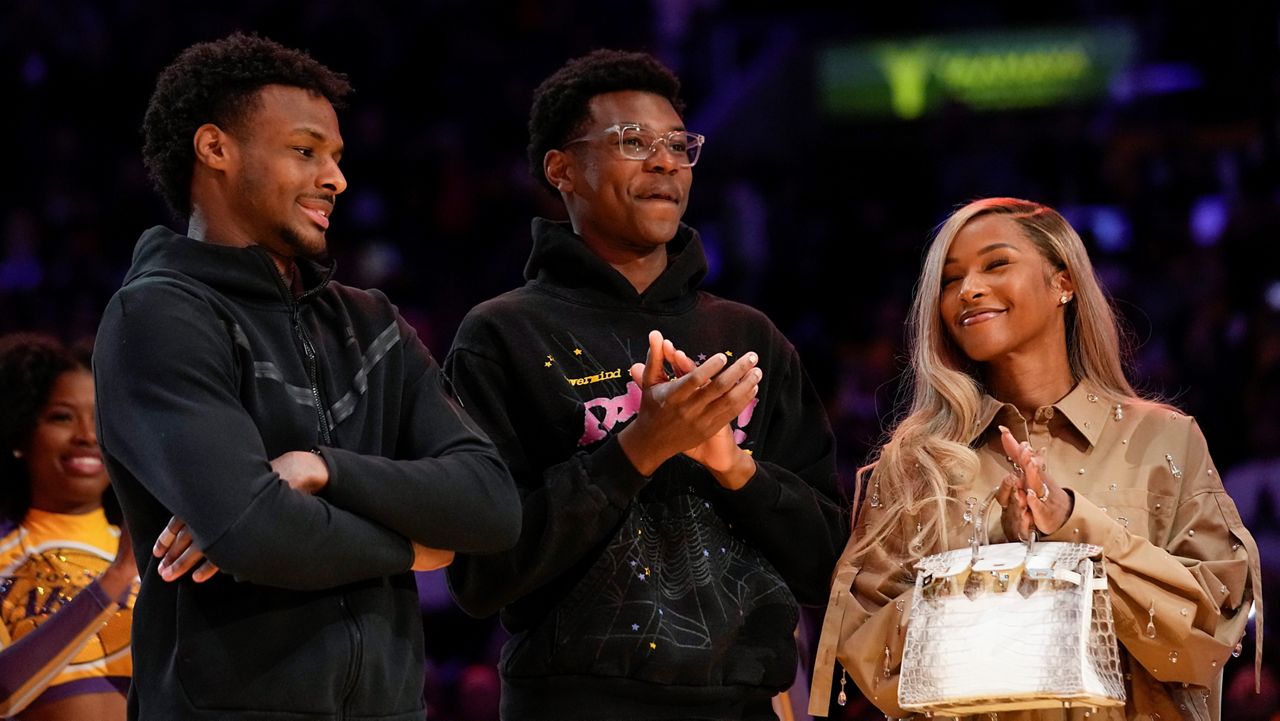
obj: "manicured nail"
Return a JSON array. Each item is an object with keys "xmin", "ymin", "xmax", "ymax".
[{"xmin": 997, "ymin": 425, "xmax": 1010, "ymax": 435}]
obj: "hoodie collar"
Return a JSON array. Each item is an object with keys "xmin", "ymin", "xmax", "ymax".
[
  {"xmin": 124, "ymin": 225, "xmax": 335, "ymax": 305},
  {"xmin": 523, "ymin": 218, "xmax": 706, "ymax": 312}
]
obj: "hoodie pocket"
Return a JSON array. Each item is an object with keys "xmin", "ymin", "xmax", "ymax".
[{"xmin": 175, "ymin": 581, "xmax": 348, "ymax": 713}]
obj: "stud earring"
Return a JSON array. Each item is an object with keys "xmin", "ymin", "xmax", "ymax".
[
  {"xmin": 11, "ymin": 449, "xmax": 21, "ymax": 459},
  {"xmin": 1059, "ymin": 294, "xmax": 1070, "ymax": 305}
]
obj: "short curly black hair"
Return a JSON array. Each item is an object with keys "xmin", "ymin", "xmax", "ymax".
[
  {"xmin": 142, "ymin": 32, "xmax": 352, "ymax": 219},
  {"xmin": 527, "ymin": 49, "xmax": 685, "ymax": 193},
  {"xmin": 0, "ymin": 334, "xmax": 92, "ymax": 523}
]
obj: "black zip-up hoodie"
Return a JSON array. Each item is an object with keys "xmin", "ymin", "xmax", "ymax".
[
  {"xmin": 445, "ymin": 219, "xmax": 846, "ymax": 720},
  {"xmin": 95, "ymin": 226, "xmax": 520, "ymax": 721}
]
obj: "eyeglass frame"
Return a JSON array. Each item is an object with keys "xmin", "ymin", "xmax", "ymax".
[{"xmin": 561, "ymin": 123, "xmax": 706, "ymax": 167}]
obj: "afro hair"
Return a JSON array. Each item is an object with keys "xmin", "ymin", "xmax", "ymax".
[
  {"xmin": 527, "ymin": 49, "xmax": 684, "ymax": 194},
  {"xmin": 141, "ymin": 32, "xmax": 352, "ymax": 219}
]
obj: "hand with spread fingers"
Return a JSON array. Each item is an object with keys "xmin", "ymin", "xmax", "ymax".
[
  {"xmin": 994, "ymin": 425, "xmax": 1073, "ymax": 541},
  {"xmin": 618, "ymin": 330, "xmax": 761, "ymax": 482},
  {"xmin": 153, "ymin": 516, "xmax": 220, "ymax": 583}
]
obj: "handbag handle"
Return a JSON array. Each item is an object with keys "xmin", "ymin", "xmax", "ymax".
[{"xmin": 969, "ymin": 487, "xmax": 1037, "ymax": 565}]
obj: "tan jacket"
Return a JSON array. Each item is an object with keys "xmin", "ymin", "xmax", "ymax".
[{"xmin": 810, "ymin": 381, "xmax": 1263, "ymax": 720}]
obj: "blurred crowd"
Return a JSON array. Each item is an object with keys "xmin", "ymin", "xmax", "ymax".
[{"xmin": 2, "ymin": 1, "xmax": 1276, "ymax": 719}]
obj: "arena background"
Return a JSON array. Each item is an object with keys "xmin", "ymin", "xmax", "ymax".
[{"xmin": 2, "ymin": 2, "xmax": 1275, "ymax": 718}]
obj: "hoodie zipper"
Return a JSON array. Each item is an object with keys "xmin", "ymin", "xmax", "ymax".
[
  {"xmin": 293, "ymin": 306, "xmax": 333, "ymax": 446},
  {"xmin": 269, "ymin": 255, "xmax": 357, "ymax": 713},
  {"xmin": 270, "ymin": 258, "xmax": 334, "ymax": 446}
]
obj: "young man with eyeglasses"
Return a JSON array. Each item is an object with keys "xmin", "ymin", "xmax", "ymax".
[{"xmin": 444, "ymin": 50, "xmax": 845, "ymax": 721}]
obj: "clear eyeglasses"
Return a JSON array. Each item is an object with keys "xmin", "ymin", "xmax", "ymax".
[{"xmin": 563, "ymin": 123, "xmax": 705, "ymax": 167}]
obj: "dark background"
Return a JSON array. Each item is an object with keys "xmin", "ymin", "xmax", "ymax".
[{"xmin": 2, "ymin": 2, "xmax": 1275, "ymax": 718}]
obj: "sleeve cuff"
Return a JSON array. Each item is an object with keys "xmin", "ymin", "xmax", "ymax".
[
  {"xmin": 586, "ymin": 436, "xmax": 650, "ymax": 509},
  {"xmin": 712, "ymin": 462, "xmax": 778, "ymax": 516},
  {"xmin": 314, "ymin": 446, "xmax": 349, "ymax": 503},
  {"xmin": 1041, "ymin": 487, "xmax": 1128, "ymax": 551}
]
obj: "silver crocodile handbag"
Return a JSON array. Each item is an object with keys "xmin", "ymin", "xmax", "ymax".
[{"xmin": 897, "ymin": 494, "xmax": 1126, "ymax": 715}]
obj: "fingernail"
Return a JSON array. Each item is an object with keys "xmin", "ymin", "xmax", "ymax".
[
  {"xmin": 997, "ymin": 425, "xmax": 1010, "ymax": 434},
  {"xmin": 747, "ymin": 352, "xmax": 758, "ymax": 364}
]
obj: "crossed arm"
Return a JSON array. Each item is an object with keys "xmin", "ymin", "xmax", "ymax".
[
  {"xmin": 97, "ymin": 284, "xmax": 517, "ymax": 590},
  {"xmin": 152, "ymin": 450, "xmax": 454, "ymax": 582}
]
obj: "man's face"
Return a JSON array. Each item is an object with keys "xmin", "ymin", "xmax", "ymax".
[
  {"xmin": 561, "ymin": 91, "xmax": 692, "ymax": 256},
  {"xmin": 226, "ymin": 85, "xmax": 346, "ymax": 261}
]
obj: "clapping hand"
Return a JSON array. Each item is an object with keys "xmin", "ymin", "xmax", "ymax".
[
  {"xmin": 994, "ymin": 425, "xmax": 1072, "ymax": 541},
  {"xmin": 618, "ymin": 330, "xmax": 760, "ymax": 489}
]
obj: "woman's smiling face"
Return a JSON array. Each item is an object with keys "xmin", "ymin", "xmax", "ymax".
[
  {"xmin": 24, "ymin": 369, "xmax": 108, "ymax": 515},
  {"xmin": 939, "ymin": 214, "xmax": 1071, "ymax": 365}
]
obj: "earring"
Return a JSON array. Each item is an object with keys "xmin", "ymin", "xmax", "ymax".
[
  {"xmin": 11, "ymin": 449, "xmax": 21, "ymax": 459},
  {"xmin": 1059, "ymin": 294, "xmax": 1070, "ymax": 305}
]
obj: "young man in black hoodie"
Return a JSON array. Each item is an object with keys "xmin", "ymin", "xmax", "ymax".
[
  {"xmin": 93, "ymin": 33, "xmax": 520, "ymax": 720},
  {"xmin": 445, "ymin": 49, "xmax": 846, "ymax": 721}
]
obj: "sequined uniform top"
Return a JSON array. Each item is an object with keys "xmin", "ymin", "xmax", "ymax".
[
  {"xmin": 810, "ymin": 380, "xmax": 1263, "ymax": 720},
  {"xmin": 0, "ymin": 507, "xmax": 135, "ymax": 714}
]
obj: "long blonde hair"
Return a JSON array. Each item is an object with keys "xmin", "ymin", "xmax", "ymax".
[{"xmin": 848, "ymin": 198, "xmax": 1138, "ymax": 562}]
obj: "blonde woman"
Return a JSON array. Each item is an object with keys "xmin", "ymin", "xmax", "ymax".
[{"xmin": 810, "ymin": 198, "xmax": 1262, "ymax": 720}]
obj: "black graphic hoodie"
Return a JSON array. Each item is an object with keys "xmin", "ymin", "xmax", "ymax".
[{"xmin": 445, "ymin": 219, "xmax": 845, "ymax": 721}]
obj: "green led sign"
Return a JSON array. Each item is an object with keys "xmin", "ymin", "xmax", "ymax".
[{"xmin": 821, "ymin": 26, "xmax": 1136, "ymax": 119}]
